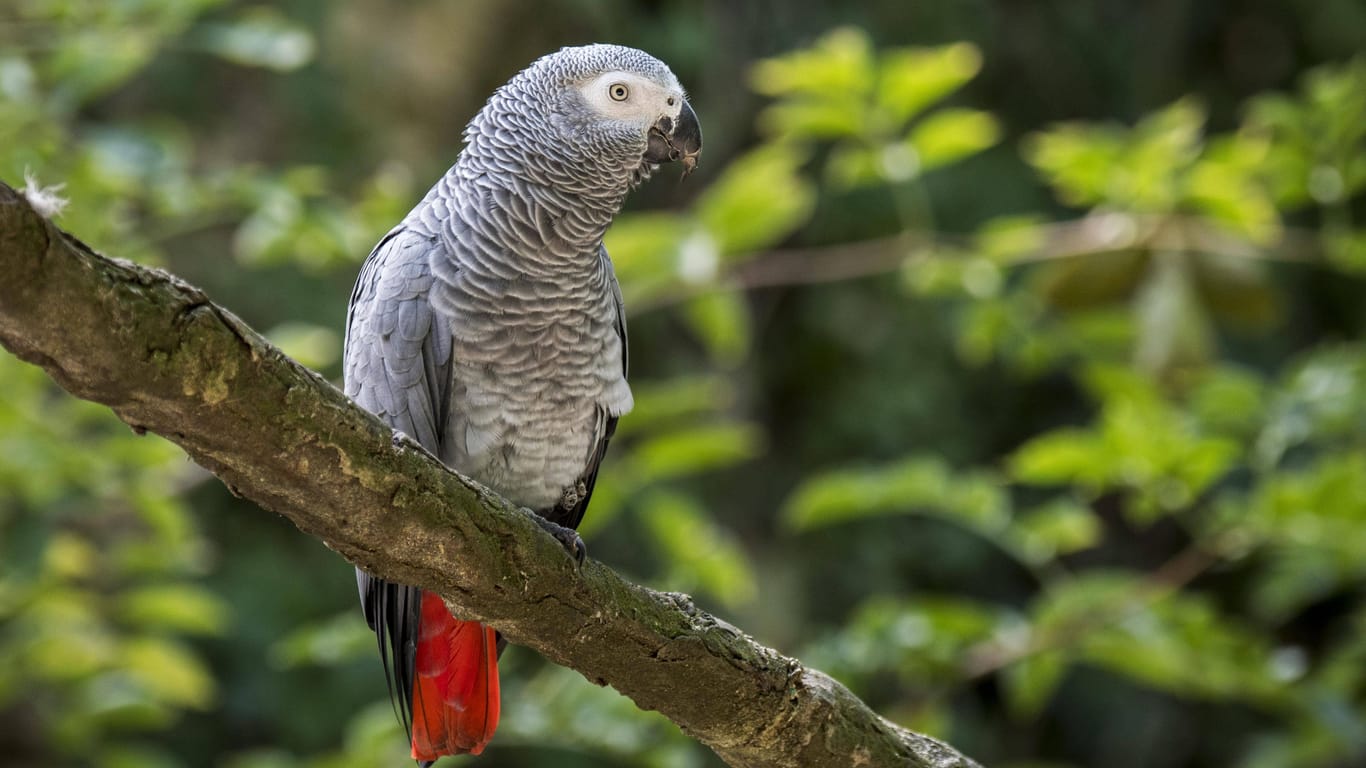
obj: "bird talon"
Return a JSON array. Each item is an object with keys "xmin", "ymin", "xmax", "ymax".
[{"xmin": 533, "ymin": 515, "xmax": 588, "ymax": 566}]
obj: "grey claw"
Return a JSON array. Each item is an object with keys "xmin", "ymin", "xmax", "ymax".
[{"xmin": 534, "ymin": 516, "xmax": 587, "ymax": 566}]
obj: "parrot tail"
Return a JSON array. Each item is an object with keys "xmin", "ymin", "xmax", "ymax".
[{"xmin": 410, "ymin": 590, "xmax": 500, "ymax": 763}]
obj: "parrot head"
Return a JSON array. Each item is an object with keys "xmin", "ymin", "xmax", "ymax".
[{"xmin": 467, "ymin": 44, "xmax": 702, "ymax": 191}]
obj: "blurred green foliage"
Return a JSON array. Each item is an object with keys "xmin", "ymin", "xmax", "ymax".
[{"xmin": 2, "ymin": 3, "xmax": 1365, "ymax": 768}]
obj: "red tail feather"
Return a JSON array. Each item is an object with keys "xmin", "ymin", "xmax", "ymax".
[{"xmin": 410, "ymin": 591, "xmax": 500, "ymax": 760}]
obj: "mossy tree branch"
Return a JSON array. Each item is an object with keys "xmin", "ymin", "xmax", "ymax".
[{"xmin": 0, "ymin": 181, "xmax": 982, "ymax": 768}]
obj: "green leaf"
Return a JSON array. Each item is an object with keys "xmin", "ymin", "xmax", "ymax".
[
  {"xmin": 1258, "ymin": 346, "xmax": 1366, "ymax": 464},
  {"xmin": 1124, "ymin": 97, "xmax": 1206, "ymax": 210},
  {"xmin": 1239, "ymin": 452, "xmax": 1366, "ymax": 563},
  {"xmin": 603, "ymin": 212, "xmax": 688, "ymax": 304},
  {"xmin": 265, "ymin": 323, "xmax": 340, "ymax": 370},
  {"xmin": 758, "ymin": 98, "xmax": 868, "ymax": 140},
  {"xmin": 750, "ymin": 27, "xmax": 875, "ymax": 98},
  {"xmin": 1013, "ymin": 373, "xmax": 1239, "ymax": 519},
  {"xmin": 613, "ymin": 375, "xmax": 736, "ymax": 438},
  {"xmin": 1023, "ymin": 124, "xmax": 1127, "ymax": 207},
  {"xmin": 1030, "ymin": 574, "xmax": 1283, "ymax": 704},
  {"xmin": 696, "ymin": 146, "xmax": 815, "ymax": 255},
  {"xmin": 1003, "ymin": 650, "xmax": 1068, "ymax": 717},
  {"xmin": 1324, "ymin": 229, "xmax": 1366, "ymax": 274},
  {"xmin": 271, "ymin": 611, "xmax": 376, "ymax": 668},
  {"xmin": 1187, "ymin": 134, "xmax": 1281, "ymax": 244},
  {"xmin": 905, "ymin": 252, "xmax": 1003, "ymax": 300},
  {"xmin": 907, "ymin": 107, "xmax": 1000, "ymax": 171},
  {"xmin": 1025, "ymin": 98, "xmax": 1209, "ymax": 213},
  {"xmin": 120, "ymin": 637, "xmax": 215, "ymax": 709},
  {"xmin": 825, "ymin": 143, "xmax": 884, "ymax": 189},
  {"xmin": 632, "ymin": 423, "xmax": 764, "ymax": 483},
  {"xmin": 682, "ymin": 290, "xmax": 751, "ymax": 366},
  {"xmin": 877, "ymin": 43, "xmax": 984, "ymax": 124},
  {"xmin": 1189, "ymin": 365, "xmax": 1268, "ymax": 439},
  {"xmin": 118, "ymin": 585, "xmax": 229, "ymax": 636},
  {"xmin": 804, "ymin": 595, "xmax": 1008, "ymax": 689},
  {"xmin": 1008, "ymin": 498, "xmax": 1102, "ymax": 564},
  {"xmin": 640, "ymin": 491, "xmax": 757, "ymax": 608},
  {"xmin": 49, "ymin": 29, "xmax": 159, "ymax": 103},
  {"xmin": 783, "ymin": 456, "xmax": 1010, "ymax": 533},
  {"xmin": 1008, "ymin": 429, "xmax": 1104, "ymax": 488},
  {"xmin": 198, "ymin": 9, "xmax": 316, "ymax": 71},
  {"xmin": 976, "ymin": 215, "xmax": 1048, "ymax": 263}
]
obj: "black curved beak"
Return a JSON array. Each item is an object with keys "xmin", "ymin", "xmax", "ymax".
[{"xmin": 644, "ymin": 98, "xmax": 703, "ymax": 177}]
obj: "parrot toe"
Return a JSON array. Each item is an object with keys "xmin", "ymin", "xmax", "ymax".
[{"xmin": 532, "ymin": 515, "xmax": 588, "ymax": 566}]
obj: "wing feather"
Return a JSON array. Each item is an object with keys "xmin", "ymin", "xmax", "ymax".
[{"xmin": 344, "ymin": 227, "xmax": 453, "ymax": 742}]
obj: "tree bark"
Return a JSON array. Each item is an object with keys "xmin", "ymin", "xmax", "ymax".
[{"xmin": 0, "ymin": 181, "xmax": 982, "ymax": 768}]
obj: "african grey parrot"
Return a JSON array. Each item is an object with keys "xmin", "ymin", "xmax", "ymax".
[{"xmin": 341, "ymin": 44, "xmax": 701, "ymax": 763}]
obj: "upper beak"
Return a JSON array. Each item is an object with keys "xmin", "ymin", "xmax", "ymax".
[{"xmin": 644, "ymin": 98, "xmax": 703, "ymax": 177}]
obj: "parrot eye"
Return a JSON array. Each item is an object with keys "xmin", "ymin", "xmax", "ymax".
[{"xmin": 608, "ymin": 83, "xmax": 630, "ymax": 102}]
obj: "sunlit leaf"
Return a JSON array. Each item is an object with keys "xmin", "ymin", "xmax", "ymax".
[
  {"xmin": 120, "ymin": 637, "xmax": 215, "ymax": 709},
  {"xmin": 682, "ymin": 289, "xmax": 750, "ymax": 366},
  {"xmin": 632, "ymin": 423, "xmax": 764, "ymax": 482},
  {"xmin": 271, "ymin": 611, "xmax": 375, "ymax": 667},
  {"xmin": 265, "ymin": 323, "xmax": 341, "ymax": 370},
  {"xmin": 906, "ymin": 251, "xmax": 1002, "ymax": 300},
  {"xmin": 118, "ymin": 585, "xmax": 229, "ymax": 636},
  {"xmin": 43, "ymin": 533, "xmax": 98, "ymax": 579},
  {"xmin": 1324, "ymin": 229, "xmax": 1366, "ymax": 274},
  {"xmin": 198, "ymin": 9, "xmax": 316, "ymax": 71},
  {"xmin": 757, "ymin": 98, "xmax": 868, "ymax": 139},
  {"xmin": 825, "ymin": 143, "xmax": 884, "ymax": 189},
  {"xmin": 1023, "ymin": 124, "xmax": 1127, "ymax": 207},
  {"xmin": 1030, "ymin": 573, "xmax": 1283, "ymax": 704},
  {"xmin": 640, "ymin": 491, "xmax": 757, "ymax": 608},
  {"xmin": 976, "ymin": 215, "xmax": 1048, "ymax": 263},
  {"xmin": 604, "ymin": 212, "xmax": 687, "ymax": 304},
  {"xmin": 1189, "ymin": 365, "xmax": 1267, "ymax": 439},
  {"xmin": 1124, "ymin": 97, "xmax": 1206, "ymax": 210},
  {"xmin": 614, "ymin": 375, "xmax": 736, "ymax": 438},
  {"xmin": 48, "ymin": 29, "xmax": 159, "ymax": 102},
  {"xmin": 1010, "ymin": 375, "xmax": 1239, "ymax": 518},
  {"xmin": 877, "ymin": 43, "xmax": 983, "ymax": 124},
  {"xmin": 696, "ymin": 146, "xmax": 815, "ymax": 255},
  {"xmin": 1002, "ymin": 649, "xmax": 1068, "ymax": 717},
  {"xmin": 1187, "ymin": 134, "xmax": 1281, "ymax": 244},
  {"xmin": 804, "ymin": 595, "xmax": 1009, "ymax": 689},
  {"xmin": 1008, "ymin": 498, "xmax": 1102, "ymax": 564},
  {"xmin": 907, "ymin": 107, "xmax": 1000, "ymax": 171},
  {"xmin": 1008, "ymin": 429, "xmax": 1104, "ymax": 488},
  {"xmin": 750, "ymin": 27, "xmax": 875, "ymax": 98},
  {"xmin": 1257, "ymin": 346, "xmax": 1366, "ymax": 465},
  {"xmin": 783, "ymin": 456, "xmax": 1010, "ymax": 533}
]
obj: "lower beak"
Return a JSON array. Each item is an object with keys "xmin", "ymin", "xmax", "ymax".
[{"xmin": 644, "ymin": 98, "xmax": 703, "ymax": 177}]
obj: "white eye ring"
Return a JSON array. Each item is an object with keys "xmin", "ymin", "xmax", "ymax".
[{"xmin": 608, "ymin": 83, "xmax": 630, "ymax": 102}]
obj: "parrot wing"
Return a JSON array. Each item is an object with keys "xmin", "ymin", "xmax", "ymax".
[{"xmin": 343, "ymin": 226, "xmax": 455, "ymax": 741}]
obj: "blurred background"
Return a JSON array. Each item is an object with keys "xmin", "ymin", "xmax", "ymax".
[{"xmin": 2, "ymin": 1, "xmax": 1365, "ymax": 767}]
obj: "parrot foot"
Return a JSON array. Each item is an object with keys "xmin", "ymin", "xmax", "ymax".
[{"xmin": 533, "ymin": 515, "xmax": 587, "ymax": 566}]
